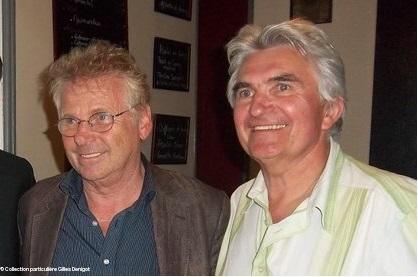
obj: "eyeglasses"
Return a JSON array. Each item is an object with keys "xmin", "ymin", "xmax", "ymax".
[{"xmin": 57, "ymin": 107, "xmax": 135, "ymax": 137}]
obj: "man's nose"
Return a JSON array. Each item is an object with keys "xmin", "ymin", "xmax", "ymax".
[
  {"xmin": 73, "ymin": 121, "xmax": 95, "ymax": 145},
  {"xmin": 249, "ymin": 92, "xmax": 272, "ymax": 117}
]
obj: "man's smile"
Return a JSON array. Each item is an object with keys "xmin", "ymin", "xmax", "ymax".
[
  {"xmin": 80, "ymin": 152, "xmax": 102, "ymax": 159},
  {"xmin": 252, "ymin": 124, "xmax": 288, "ymax": 131}
]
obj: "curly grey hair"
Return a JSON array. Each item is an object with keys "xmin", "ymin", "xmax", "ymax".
[{"xmin": 45, "ymin": 40, "xmax": 150, "ymax": 111}]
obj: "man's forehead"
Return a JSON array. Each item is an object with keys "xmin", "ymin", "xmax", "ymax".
[
  {"xmin": 243, "ymin": 46, "xmax": 306, "ymax": 66},
  {"xmin": 69, "ymin": 75, "xmax": 123, "ymax": 90},
  {"xmin": 237, "ymin": 46, "xmax": 313, "ymax": 81},
  {"xmin": 59, "ymin": 76, "xmax": 127, "ymax": 112},
  {"xmin": 63, "ymin": 76, "xmax": 125, "ymax": 98}
]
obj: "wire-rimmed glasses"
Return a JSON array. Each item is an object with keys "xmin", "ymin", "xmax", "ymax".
[{"xmin": 57, "ymin": 107, "xmax": 135, "ymax": 137}]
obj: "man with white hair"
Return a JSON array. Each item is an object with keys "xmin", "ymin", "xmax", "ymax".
[{"xmin": 216, "ymin": 19, "xmax": 416, "ymax": 275}]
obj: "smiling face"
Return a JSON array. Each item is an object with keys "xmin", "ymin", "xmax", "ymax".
[
  {"xmin": 59, "ymin": 75, "xmax": 151, "ymax": 184},
  {"xmin": 233, "ymin": 46, "xmax": 339, "ymax": 168}
]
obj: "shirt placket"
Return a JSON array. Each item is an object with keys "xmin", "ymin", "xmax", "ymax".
[
  {"xmin": 251, "ymin": 202, "xmax": 272, "ymax": 276},
  {"xmin": 251, "ymin": 201, "xmax": 311, "ymax": 275},
  {"xmin": 97, "ymin": 214, "xmax": 125, "ymax": 275},
  {"xmin": 252, "ymin": 234, "xmax": 270, "ymax": 275}
]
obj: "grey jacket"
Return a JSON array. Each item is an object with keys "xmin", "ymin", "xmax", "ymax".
[{"xmin": 18, "ymin": 163, "xmax": 229, "ymax": 275}]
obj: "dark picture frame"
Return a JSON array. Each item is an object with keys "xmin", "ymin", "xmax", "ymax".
[
  {"xmin": 290, "ymin": 0, "xmax": 333, "ymax": 24},
  {"xmin": 153, "ymin": 37, "xmax": 191, "ymax": 92},
  {"xmin": 154, "ymin": 0, "xmax": 192, "ymax": 21},
  {"xmin": 151, "ymin": 114, "xmax": 190, "ymax": 164},
  {"xmin": 53, "ymin": 0, "xmax": 128, "ymax": 59}
]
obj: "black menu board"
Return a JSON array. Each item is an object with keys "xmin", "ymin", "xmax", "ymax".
[
  {"xmin": 53, "ymin": 0, "xmax": 128, "ymax": 58},
  {"xmin": 154, "ymin": 0, "xmax": 192, "ymax": 20},
  {"xmin": 153, "ymin": 37, "xmax": 191, "ymax": 91},
  {"xmin": 151, "ymin": 114, "xmax": 190, "ymax": 164}
]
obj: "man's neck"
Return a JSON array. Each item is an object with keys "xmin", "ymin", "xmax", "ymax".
[
  {"xmin": 261, "ymin": 141, "xmax": 331, "ymax": 223},
  {"xmin": 82, "ymin": 164, "xmax": 145, "ymax": 234}
]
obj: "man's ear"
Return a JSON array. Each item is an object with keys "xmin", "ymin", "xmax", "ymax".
[
  {"xmin": 321, "ymin": 97, "xmax": 345, "ymax": 131},
  {"xmin": 138, "ymin": 104, "xmax": 152, "ymax": 141}
]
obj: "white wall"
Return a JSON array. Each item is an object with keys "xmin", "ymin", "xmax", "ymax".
[
  {"xmin": 14, "ymin": 0, "xmax": 378, "ymax": 180},
  {"xmin": 15, "ymin": 0, "xmax": 198, "ymax": 180},
  {"xmin": 128, "ymin": 1, "xmax": 198, "ymax": 177},
  {"xmin": 16, "ymin": 0, "xmax": 56, "ymax": 180},
  {"xmin": 253, "ymin": 0, "xmax": 377, "ymax": 163}
]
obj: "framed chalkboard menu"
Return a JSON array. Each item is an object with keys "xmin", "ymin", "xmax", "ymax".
[
  {"xmin": 151, "ymin": 114, "xmax": 190, "ymax": 164},
  {"xmin": 153, "ymin": 37, "xmax": 191, "ymax": 91},
  {"xmin": 154, "ymin": 0, "xmax": 192, "ymax": 21},
  {"xmin": 53, "ymin": 0, "xmax": 128, "ymax": 58}
]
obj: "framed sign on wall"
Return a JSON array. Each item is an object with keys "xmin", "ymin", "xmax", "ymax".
[
  {"xmin": 154, "ymin": 0, "xmax": 192, "ymax": 21},
  {"xmin": 151, "ymin": 114, "xmax": 190, "ymax": 164},
  {"xmin": 53, "ymin": 0, "xmax": 128, "ymax": 58},
  {"xmin": 290, "ymin": 0, "xmax": 333, "ymax": 24},
  {"xmin": 153, "ymin": 37, "xmax": 191, "ymax": 91}
]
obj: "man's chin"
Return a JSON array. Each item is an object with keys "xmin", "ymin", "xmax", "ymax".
[
  {"xmin": 249, "ymin": 145, "xmax": 284, "ymax": 160},
  {"xmin": 76, "ymin": 167, "xmax": 106, "ymax": 182}
]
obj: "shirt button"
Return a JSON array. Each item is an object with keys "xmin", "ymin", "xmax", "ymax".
[
  {"xmin": 103, "ymin": 259, "xmax": 110, "ymax": 265},
  {"xmin": 92, "ymin": 220, "xmax": 98, "ymax": 226},
  {"xmin": 258, "ymin": 266, "xmax": 264, "ymax": 273}
]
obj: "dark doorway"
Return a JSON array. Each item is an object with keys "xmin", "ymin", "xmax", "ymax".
[
  {"xmin": 196, "ymin": 0, "xmax": 249, "ymax": 195},
  {"xmin": 369, "ymin": 0, "xmax": 416, "ymax": 178}
]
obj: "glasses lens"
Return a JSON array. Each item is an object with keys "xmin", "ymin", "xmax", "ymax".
[
  {"xmin": 89, "ymin": 112, "xmax": 114, "ymax": 132},
  {"xmin": 58, "ymin": 118, "xmax": 78, "ymax": 136}
]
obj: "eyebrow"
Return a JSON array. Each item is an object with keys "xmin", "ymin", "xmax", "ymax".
[
  {"xmin": 232, "ymin": 81, "xmax": 250, "ymax": 93},
  {"xmin": 268, "ymin": 73, "xmax": 300, "ymax": 83},
  {"xmin": 61, "ymin": 108, "xmax": 110, "ymax": 119},
  {"xmin": 232, "ymin": 73, "xmax": 302, "ymax": 93}
]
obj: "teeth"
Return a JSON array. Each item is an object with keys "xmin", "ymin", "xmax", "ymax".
[
  {"xmin": 253, "ymin": 124, "xmax": 287, "ymax": 131},
  {"xmin": 81, "ymin": 153, "xmax": 101, "ymax": 158}
]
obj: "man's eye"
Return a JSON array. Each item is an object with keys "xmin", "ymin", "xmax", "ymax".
[
  {"xmin": 62, "ymin": 118, "xmax": 78, "ymax": 126},
  {"xmin": 98, "ymin": 113, "xmax": 110, "ymax": 121},
  {"xmin": 236, "ymin": 89, "xmax": 253, "ymax": 99},
  {"xmin": 95, "ymin": 113, "xmax": 112, "ymax": 122},
  {"xmin": 277, "ymin": 83, "xmax": 291, "ymax": 91},
  {"xmin": 91, "ymin": 112, "xmax": 112, "ymax": 124}
]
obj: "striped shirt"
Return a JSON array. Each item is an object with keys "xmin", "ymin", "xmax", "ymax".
[
  {"xmin": 50, "ymin": 160, "xmax": 159, "ymax": 276},
  {"xmin": 216, "ymin": 139, "xmax": 416, "ymax": 275}
]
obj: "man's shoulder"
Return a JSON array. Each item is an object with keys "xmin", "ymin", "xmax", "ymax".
[
  {"xmin": 0, "ymin": 149, "xmax": 29, "ymax": 165},
  {"xmin": 20, "ymin": 174, "xmax": 66, "ymax": 209},
  {"xmin": 342, "ymin": 154, "xmax": 416, "ymax": 189},
  {"xmin": 229, "ymin": 177, "xmax": 256, "ymax": 202},
  {"xmin": 32, "ymin": 174, "xmax": 65, "ymax": 192},
  {"xmin": 0, "ymin": 150, "xmax": 34, "ymax": 175},
  {"xmin": 150, "ymin": 164, "xmax": 228, "ymax": 203},
  {"xmin": 341, "ymin": 154, "xmax": 416, "ymax": 214}
]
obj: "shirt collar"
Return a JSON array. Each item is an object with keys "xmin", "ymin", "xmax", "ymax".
[
  {"xmin": 247, "ymin": 171, "xmax": 269, "ymax": 210},
  {"xmin": 245, "ymin": 138, "xmax": 341, "ymax": 227},
  {"xmin": 60, "ymin": 169, "xmax": 83, "ymax": 202},
  {"xmin": 309, "ymin": 138, "xmax": 340, "ymax": 226}
]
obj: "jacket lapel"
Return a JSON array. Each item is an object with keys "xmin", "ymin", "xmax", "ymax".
[{"xmin": 150, "ymin": 165, "xmax": 191, "ymax": 275}]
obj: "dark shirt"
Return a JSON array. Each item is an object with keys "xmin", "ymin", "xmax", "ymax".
[{"xmin": 50, "ymin": 163, "xmax": 159, "ymax": 276}]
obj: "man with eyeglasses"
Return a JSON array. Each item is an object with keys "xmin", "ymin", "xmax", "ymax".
[{"xmin": 18, "ymin": 41, "xmax": 229, "ymax": 275}]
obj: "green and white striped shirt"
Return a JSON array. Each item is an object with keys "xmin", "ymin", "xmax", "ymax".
[{"xmin": 216, "ymin": 139, "xmax": 416, "ymax": 275}]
